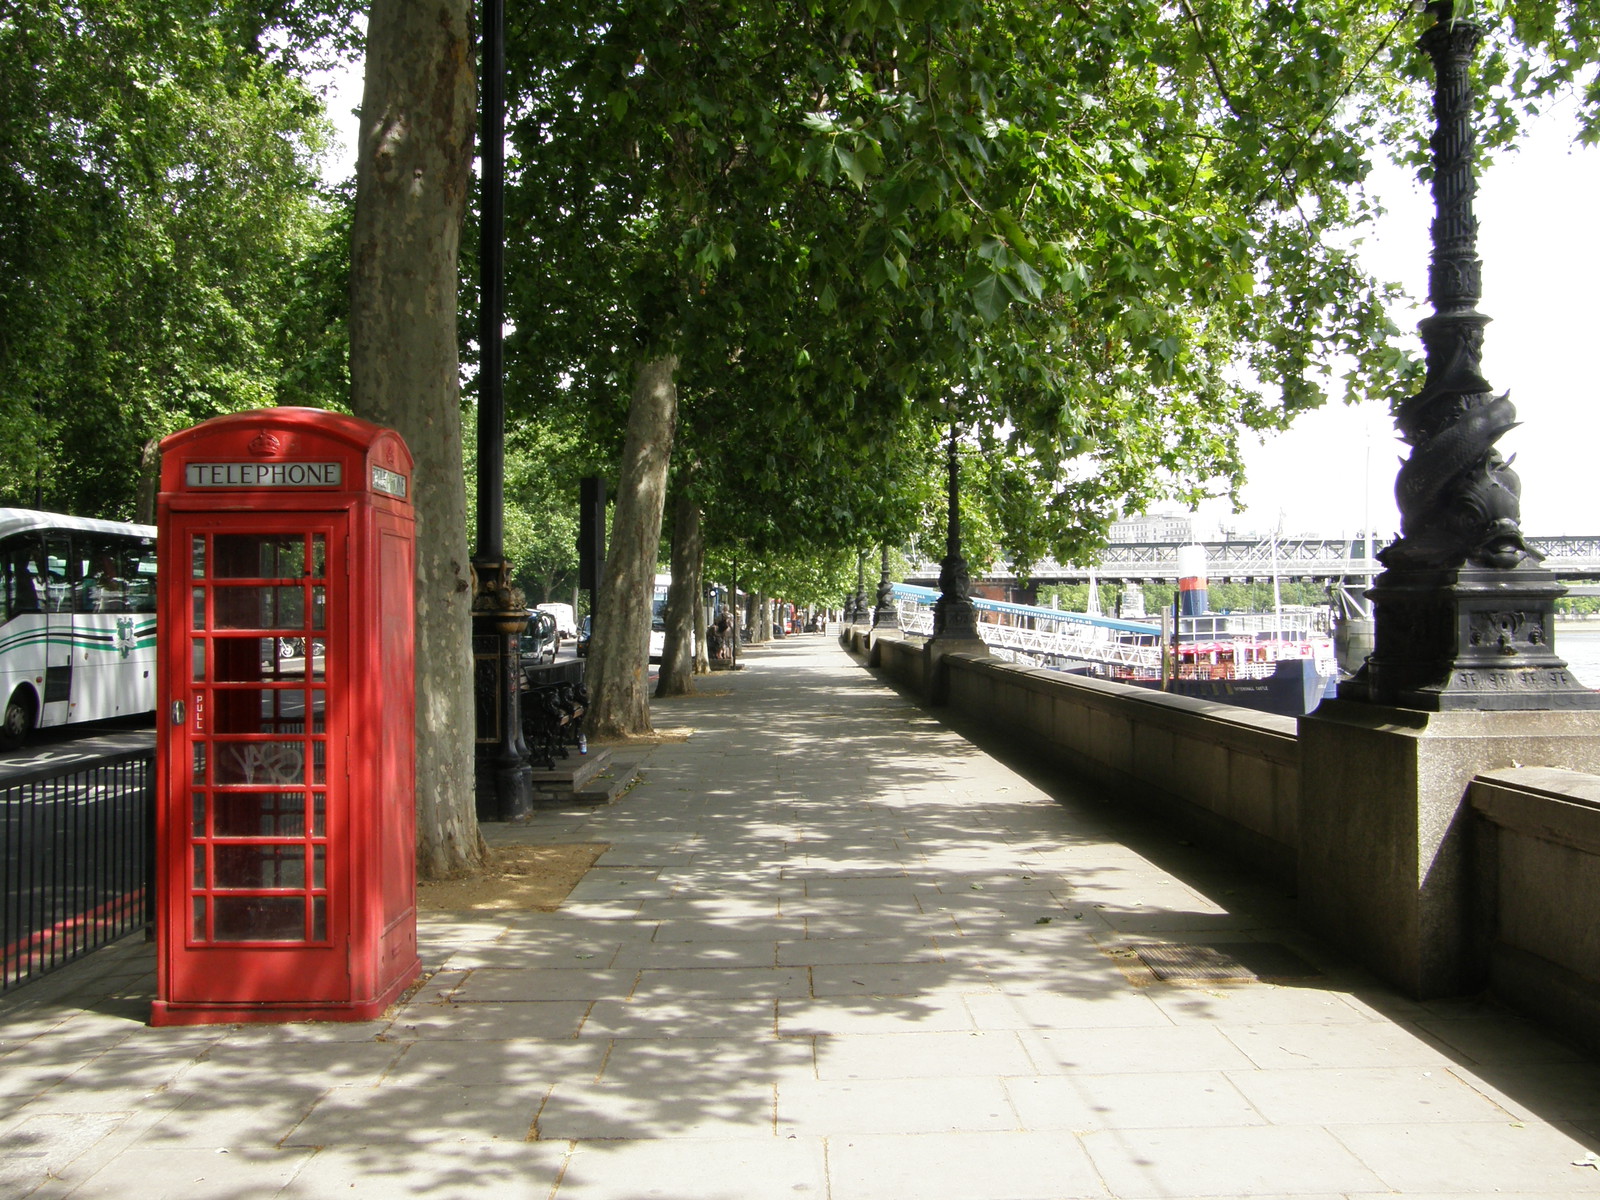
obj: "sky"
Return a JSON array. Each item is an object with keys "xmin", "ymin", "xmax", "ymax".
[
  {"xmin": 1195, "ymin": 111, "xmax": 1600, "ymax": 540},
  {"xmin": 316, "ymin": 69, "xmax": 1597, "ymax": 543}
]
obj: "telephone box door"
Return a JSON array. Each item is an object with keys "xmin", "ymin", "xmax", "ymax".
[{"xmin": 163, "ymin": 515, "xmax": 349, "ymax": 1002}]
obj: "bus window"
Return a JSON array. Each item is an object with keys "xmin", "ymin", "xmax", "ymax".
[
  {"xmin": 43, "ymin": 534, "xmax": 76, "ymax": 613},
  {"xmin": 128, "ymin": 539, "xmax": 157, "ymax": 613},
  {"xmin": 1, "ymin": 535, "xmax": 43, "ymax": 623},
  {"xmin": 78, "ymin": 534, "xmax": 142, "ymax": 613}
]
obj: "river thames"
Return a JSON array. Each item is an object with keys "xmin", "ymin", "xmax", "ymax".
[{"xmin": 1556, "ymin": 625, "xmax": 1600, "ymax": 690}]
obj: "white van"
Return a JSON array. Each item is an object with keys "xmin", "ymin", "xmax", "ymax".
[{"xmin": 535, "ymin": 602, "xmax": 578, "ymax": 643}]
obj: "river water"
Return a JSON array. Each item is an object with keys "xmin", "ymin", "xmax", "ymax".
[{"xmin": 1557, "ymin": 625, "xmax": 1600, "ymax": 690}]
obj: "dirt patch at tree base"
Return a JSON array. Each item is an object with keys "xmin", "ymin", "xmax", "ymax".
[
  {"xmin": 416, "ymin": 842, "xmax": 610, "ymax": 912},
  {"xmin": 594, "ymin": 727, "xmax": 695, "ymax": 745}
]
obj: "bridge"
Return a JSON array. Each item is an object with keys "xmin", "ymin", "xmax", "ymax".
[{"xmin": 904, "ymin": 535, "xmax": 1600, "ymax": 588}]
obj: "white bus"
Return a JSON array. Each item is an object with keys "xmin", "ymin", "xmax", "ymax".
[
  {"xmin": 0, "ymin": 509, "xmax": 158, "ymax": 747},
  {"xmin": 650, "ymin": 573, "xmax": 669, "ymax": 661}
]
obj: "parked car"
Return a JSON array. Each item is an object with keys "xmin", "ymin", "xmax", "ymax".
[
  {"xmin": 522, "ymin": 610, "xmax": 558, "ymax": 664},
  {"xmin": 575, "ymin": 615, "xmax": 591, "ymax": 657}
]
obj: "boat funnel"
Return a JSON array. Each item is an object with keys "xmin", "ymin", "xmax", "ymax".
[{"xmin": 1176, "ymin": 544, "xmax": 1208, "ymax": 616}]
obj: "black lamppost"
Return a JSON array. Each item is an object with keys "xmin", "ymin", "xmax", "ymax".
[
  {"xmin": 1348, "ymin": 1, "xmax": 1597, "ymax": 711},
  {"xmin": 872, "ymin": 543, "xmax": 898, "ymax": 629},
  {"xmin": 932, "ymin": 422, "xmax": 981, "ymax": 641},
  {"xmin": 851, "ymin": 549, "xmax": 869, "ymax": 626},
  {"xmin": 471, "ymin": 0, "xmax": 534, "ymax": 818}
]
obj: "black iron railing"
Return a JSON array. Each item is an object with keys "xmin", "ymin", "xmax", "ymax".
[{"xmin": 1, "ymin": 744, "xmax": 155, "ymax": 994}]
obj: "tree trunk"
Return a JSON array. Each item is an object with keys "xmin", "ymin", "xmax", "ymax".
[
  {"xmin": 692, "ymin": 540, "xmax": 709, "ymax": 675},
  {"xmin": 349, "ymin": 0, "xmax": 483, "ymax": 878},
  {"xmin": 656, "ymin": 488, "xmax": 702, "ymax": 697},
  {"xmin": 587, "ymin": 355, "xmax": 678, "ymax": 737},
  {"xmin": 135, "ymin": 437, "xmax": 160, "ymax": 525}
]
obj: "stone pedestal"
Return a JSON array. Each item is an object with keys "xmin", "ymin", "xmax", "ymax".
[
  {"xmin": 866, "ymin": 627, "xmax": 902, "ymax": 668},
  {"xmin": 1346, "ymin": 565, "xmax": 1600, "ymax": 712},
  {"xmin": 1298, "ymin": 699, "xmax": 1600, "ymax": 998},
  {"xmin": 922, "ymin": 634, "xmax": 987, "ymax": 704}
]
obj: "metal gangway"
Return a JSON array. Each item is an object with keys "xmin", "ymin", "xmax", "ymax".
[{"xmin": 891, "ymin": 584, "xmax": 1162, "ymax": 671}]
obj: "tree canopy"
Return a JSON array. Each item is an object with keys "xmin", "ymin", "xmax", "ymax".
[{"xmin": 0, "ymin": 1, "xmax": 350, "ymax": 517}]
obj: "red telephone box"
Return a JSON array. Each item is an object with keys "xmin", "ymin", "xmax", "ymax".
[{"xmin": 151, "ymin": 408, "xmax": 420, "ymax": 1024}]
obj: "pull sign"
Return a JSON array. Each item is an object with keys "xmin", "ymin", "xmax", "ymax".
[{"xmin": 192, "ymin": 695, "xmax": 205, "ymax": 734}]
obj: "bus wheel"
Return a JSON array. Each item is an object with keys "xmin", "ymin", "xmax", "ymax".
[{"xmin": 1, "ymin": 690, "xmax": 34, "ymax": 750}]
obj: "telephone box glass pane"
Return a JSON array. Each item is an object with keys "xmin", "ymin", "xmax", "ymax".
[
  {"xmin": 212, "ymin": 792, "xmax": 306, "ymax": 838},
  {"xmin": 215, "ymin": 844, "xmax": 306, "ymax": 889},
  {"xmin": 192, "ymin": 588, "xmax": 205, "ymax": 629},
  {"xmin": 208, "ymin": 535, "xmax": 307, "ymax": 580},
  {"xmin": 312, "ymin": 793, "xmax": 325, "ymax": 836},
  {"xmin": 214, "ymin": 586, "xmax": 306, "ymax": 630},
  {"xmin": 191, "ymin": 793, "xmax": 206, "ymax": 837},
  {"xmin": 210, "ymin": 689, "xmax": 310, "ymax": 734},
  {"xmin": 213, "ymin": 897, "xmax": 304, "ymax": 942},
  {"xmin": 192, "ymin": 847, "xmax": 205, "ymax": 888},
  {"xmin": 310, "ymin": 535, "xmax": 326, "ymax": 578},
  {"xmin": 193, "ymin": 898, "xmax": 206, "ymax": 938},
  {"xmin": 191, "ymin": 536, "xmax": 205, "ymax": 579},
  {"xmin": 311, "ymin": 586, "xmax": 325, "ymax": 631},
  {"xmin": 191, "ymin": 639, "xmax": 205, "ymax": 681},
  {"xmin": 213, "ymin": 741, "xmax": 306, "ymax": 786},
  {"xmin": 312, "ymin": 846, "xmax": 325, "ymax": 889},
  {"xmin": 208, "ymin": 638, "xmax": 272, "ymax": 682},
  {"xmin": 191, "ymin": 744, "xmax": 206, "ymax": 784},
  {"xmin": 311, "ymin": 898, "xmax": 326, "ymax": 941}
]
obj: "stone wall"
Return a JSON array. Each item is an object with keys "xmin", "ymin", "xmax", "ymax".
[
  {"xmin": 853, "ymin": 629, "xmax": 1300, "ymax": 885},
  {"xmin": 1470, "ymin": 768, "xmax": 1600, "ymax": 1055}
]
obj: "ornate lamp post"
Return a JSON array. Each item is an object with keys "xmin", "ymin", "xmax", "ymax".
[
  {"xmin": 1351, "ymin": 1, "xmax": 1596, "ymax": 711},
  {"xmin": 931, "ymin": 422, "xmax": 982, "ymax": 641},
  {"xmin": 851, "ymin": 549, "xmax": 869, "ymax": 626},
  {"xmin": 872, "ymin": 544, "xmax": 899, "ymax": 629},
  {"xmin": 471, "ymin": 0, "xmax": 534, "ymax": 818}
]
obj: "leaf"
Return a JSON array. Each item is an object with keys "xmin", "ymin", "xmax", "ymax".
[
  {"xmin": 835, "ymin": 146, "xmax": 867, "ymax": 190},
  {"xmin": 968, "ymin": 273, "xmax": 1006, "ymax": 323}
]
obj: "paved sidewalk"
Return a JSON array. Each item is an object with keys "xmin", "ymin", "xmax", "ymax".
[{"xmin": 4, "ymin": 635, "xmax": 1600, "ymax": 1199}]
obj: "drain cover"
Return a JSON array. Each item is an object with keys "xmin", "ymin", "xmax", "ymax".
[{"xmin": 1125, "ymin": 941, "xmax": 1321, "ymax": 983}]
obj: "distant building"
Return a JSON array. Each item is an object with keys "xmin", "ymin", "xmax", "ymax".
[{"xmin": 1109, "ymin": 511, "xmax": 1193, "ymax": 544}]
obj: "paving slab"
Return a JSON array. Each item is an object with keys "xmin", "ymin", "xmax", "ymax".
[
  {"xmin": 279, "ymin": 1142, "xmax": 569, "ymax": 1199},
  {"xmin": 826, "ymin": 1129, "xmax": 1108, "ymax": 1200},
  {"xmin": 555, "ymin": 1136, "xmax": 828, "ymax": 1200},
  {"xmin": 4, "ymin": 635, "xmax": 1600, "ymax": 1199},
  {"xmin": 1083, "ymin": 1123, "xmax": 1390, "ymax": 1196}
]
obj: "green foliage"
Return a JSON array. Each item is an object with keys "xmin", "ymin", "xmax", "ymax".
[
  {"xmin": 462, "ymin": 407, "xmax": 588, "ymax": 603},
  {"xmin": 0, "ymin": 2, "xmax": 347, "ymax": 517},
  {"xmin": 1555, "ymin": 588, "xmax": 1600, "ymax": 618},
  {"xmin": 708, "ymin": 542, "xmax": 864, "ymax": 611},
  {"xmin": 499, "ymin": 0, "xmax": 1487, "ymax": 578}
]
